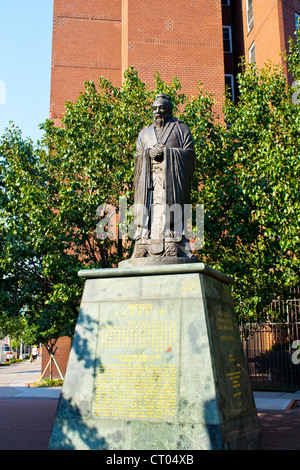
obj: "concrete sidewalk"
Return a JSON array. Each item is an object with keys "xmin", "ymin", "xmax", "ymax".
[
  {"xmin": 0, "ymin": 356, "xmax": 61, "ymax": 399},
  {"xmin": 0, "ymin": 357, "xmax": 61, "ymax": 450},
  {"xmin": 254, "ymin": 391, "xmax": 300, "ymax": 450},
  {"xmin": 254, "ymin": 390, "xmax": 300, "ymax": 411},
  {"xmin": 1, "ymin": 358, "xmax": 300, "ymax": 450},
  {"xmin": 0, "ymin": 355, "xmax": 43, "ymax": 388}
]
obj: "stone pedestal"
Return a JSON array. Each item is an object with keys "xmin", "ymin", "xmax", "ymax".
[{"xmin": 48, "ymin": 263, "xmax": 262, "ymax": 450}]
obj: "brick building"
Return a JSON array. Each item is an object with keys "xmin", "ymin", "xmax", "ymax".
[
  {"xmin": 41, "ymin": 337, "xmax": 71, "ymax": 380},
  {"xmin": 50, "ymin": 0, "xmax": 226, "ymax": 121},
  {"xmin": 50, "ymin": 0, "xmax": 300, "ymax": 125},
  {"xmin": 230, "ymin": 0, "xmax": 300, "ymax": 86},
  {"xmin": 48, "ymin": 0, "xmax": 300, "ymax": 378}
]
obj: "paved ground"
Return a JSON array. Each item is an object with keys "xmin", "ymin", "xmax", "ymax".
[
  {"xmin": 1, "ymin": 357, "xmax": 300, "ymax": 450},
  {"xmin": 0, "ymin": 357, "xmax": 61, "ymax": 450},
  {"xmin": 246, "ymin": 391, "xmax": 300, "ymax": 450}
]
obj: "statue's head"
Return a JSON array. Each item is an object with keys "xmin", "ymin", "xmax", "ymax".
[{"xmin": 152, "ymin": 94, "xmax": 173, "ymax": 127}]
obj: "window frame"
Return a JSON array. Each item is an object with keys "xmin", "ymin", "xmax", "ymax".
[
  {"xmin": 246, "ymin": 0, "xmax": 254, "ymax": 33},
  {"xmin": 249, "ymin": 41, "xmax": 256, "ymax": 63},
  {"xmin": 296, "ymin": 12, "xmax": 300, "ymax": 31},
  {"xmin": 221, "ymin": 0, "xmax": 230, "ymax": 6},
  {"xmin": 223, "ymin": 25, "xmax": 233, "ymax": 54},
  {"xmin": 225, "ymin": 74, "xmax": 235, "ymax": 102}
]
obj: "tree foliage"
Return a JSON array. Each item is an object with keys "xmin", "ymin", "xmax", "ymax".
[
  {"xmin": 1, "ymin": 31, "xmax": 300, "ymax": 343},
  {"xmin": 206, "ymin": 60, "xmax": 300, "ymax": 320},
  {"xmin": 0, "ymin": 126, "xmax": 80, "ymax": 344}
]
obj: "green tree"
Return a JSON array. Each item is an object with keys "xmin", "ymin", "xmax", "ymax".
[
  {"xmin": 193, "ymin": 31, "xmax": 300, "ymax": 321},
  {"xmin": 0, "ymin": 125, "xmax": 81, "ymax": 349}
]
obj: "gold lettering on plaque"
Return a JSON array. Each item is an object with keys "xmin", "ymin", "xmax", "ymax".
[
  {"xmin": 100, "ymin": 320, "xmax": 177, "ymax": 352},
  {"xmin": 217, "ymin": 310, "xmax": 235, "ymax": 342},
  {"xmin": 95, "ymin": 306, "xmax": 178, "ymax": 420},
  {"xmin": 94, "ymin": 360, "xmax": 176, "ymax": 419}
]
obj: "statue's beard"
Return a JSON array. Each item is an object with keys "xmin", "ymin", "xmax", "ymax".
[{"xmin": 154, "ymin": 114, "xmax": 165, "ymax": 128}]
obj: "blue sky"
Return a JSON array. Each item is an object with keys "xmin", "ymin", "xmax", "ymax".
[{"xmin": 0, "ymin": 0, "xmax": 54, "ymax": 143}]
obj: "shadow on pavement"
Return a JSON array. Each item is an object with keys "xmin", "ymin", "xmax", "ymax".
[{"xmin": 0, "ymin": 396, "xmax": 59, "ymax": 450}]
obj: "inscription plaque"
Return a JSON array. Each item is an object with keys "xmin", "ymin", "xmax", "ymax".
[
  {"xmin": 93, "ymin": 301, "xmax": 179, "ymax": 421},
  {"xmin": 215, "ymin": 310, "xmax": 249, "ymax": 410}
]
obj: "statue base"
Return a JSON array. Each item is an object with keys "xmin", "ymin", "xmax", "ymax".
[
  {"xmin": 121, "ymin": 236, "xmax": 197, "ymax": 267},
  {"xmin": 48, "ymin": 263, "xmax": 262, "ymax": 450},
  {"xmin": 118, "ymin": 256, "xmax": 199, "ymax": 267}
]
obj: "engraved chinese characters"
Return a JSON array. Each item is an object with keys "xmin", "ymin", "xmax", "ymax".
[
  {"xmin": 94, "ymin": 363, "xmax": 176, "ymax": 419},
  {"xmin": 94, "ymin": 302, "xmax": 179, "ymax": 421},
  {"xmin": 216, "ymin": 310, "xmax": 244, "ymax": 408}
]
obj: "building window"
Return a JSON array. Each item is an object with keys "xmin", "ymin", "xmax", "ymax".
[
  {"xmin": 249, "ymin": 41, "xmax": 256, "ymax": 63},
  {"xmin": 221, "ymin": 0, "xmax": 230, "ymax": 6},
  {"xmin": 225, "ymin": 75, "xmax": 235, "ymax": 102},
  {"xmin": 223, "ymin": 26, "xmax": 232, "ymax": 53},
  {"xmin": 246, "ymin": 0, "xmax": 254, "ymax": 33},
  {"xmin": 296, "ymin": 13, "xmax": 300, "ymax": 31}
]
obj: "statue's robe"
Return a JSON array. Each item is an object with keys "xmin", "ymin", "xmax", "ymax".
[{"xmin": 133, "ymin": 117, "xmax": 195, "ymax": 241}]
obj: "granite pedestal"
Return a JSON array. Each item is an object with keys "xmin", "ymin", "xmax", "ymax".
[{"xmin": 48, "ymin": 263, "xmax": 262, "ymax": 450}]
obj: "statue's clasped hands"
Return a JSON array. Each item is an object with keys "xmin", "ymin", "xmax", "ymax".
[{"xmin": 149, "ymin": 143, "xmax": 164, "ymax": 162}]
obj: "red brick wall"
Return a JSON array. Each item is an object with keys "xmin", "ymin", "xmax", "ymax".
[
  {"xmin": 241, "ymin": 0, "xmax": 283, "ymax": 68},
  {"xmin": 50, "ymin": 0, "xmax": 227, "ymax": 121},
  {"xmin": 50, "ymin": 0, "xmax": 122, "ymax": 124},
  {"xmin": 50, "ymin": 0, "xmax": 300, "ymax": 123},
  {"xmin": 238, "ymin": 0, "xmax": 299, "ymax": 78},
  {"xmin": 41, "ymin": 336, "xmax": 72, "ymax": 380},
  {"xmin": 123, "ymin": 0, "xmax": 225, "ymax": 116}
]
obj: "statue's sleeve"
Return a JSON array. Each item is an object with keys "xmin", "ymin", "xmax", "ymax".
[
  {"xmin": 134, "ymin": 131, "xmax": 145, "ymax": 189},
  {"xmin": 164, "ymin": 123, "xmax": 195, "ymax": 206},
  {"xmin": 133, "ymin": 129, "xmax": 151, "ymax": 228}
]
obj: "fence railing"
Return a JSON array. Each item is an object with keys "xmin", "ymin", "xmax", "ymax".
[{"xmin": 240, "ymin": 292, "xmax": 300, "ymax": 392}]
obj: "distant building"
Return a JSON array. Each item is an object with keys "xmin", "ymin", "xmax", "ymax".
[
  {"xmin": 50, "ymin": 0, "xmax": 300, "ymax": 123},
  {"xmin": 230, "ymin": 0, "xmax": 300, "ymax": 90}
]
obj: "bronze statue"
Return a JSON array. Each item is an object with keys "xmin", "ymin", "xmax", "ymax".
[{"xmin": 122, "ymin": 94, "xmax": 197, "ymax": 266}]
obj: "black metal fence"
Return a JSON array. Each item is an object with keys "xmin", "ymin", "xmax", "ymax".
[{"xmin": 240, "ymin": 289, "xmax": 300, "ymax": 392}]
